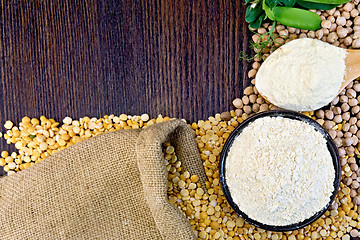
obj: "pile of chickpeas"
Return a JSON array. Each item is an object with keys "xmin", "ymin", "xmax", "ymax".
[{"xmin": 206, "ymin": 2, "xmax": 360, "ymax": 237}]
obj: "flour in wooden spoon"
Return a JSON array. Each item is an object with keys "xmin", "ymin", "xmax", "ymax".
[
  {"xmin": 225, "ymin": 116, "xmax": 335, "ymax": 226},
  {"xmin": 255, "ymin": 38, "xmax": 347, "ymax": 111}
]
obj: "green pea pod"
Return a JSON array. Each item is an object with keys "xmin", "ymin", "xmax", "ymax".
[
  {"xmin": 297, "ymin": 0, "xmax": 340, "ymax": 9},
  {"xmin": 297, "ymin": 0, "xmax": 349, "ymax": 4},
  {"xmin": 273, "ymin": 7, "xmax": 321, "ymax": 30}
]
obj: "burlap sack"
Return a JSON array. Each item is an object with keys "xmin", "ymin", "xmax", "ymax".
[{"xmin": 0, "ymin": 120, "xmax": 205, "ymax": 240}]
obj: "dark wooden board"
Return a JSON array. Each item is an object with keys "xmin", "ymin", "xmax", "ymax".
[{"xmin": 0, "ymin": 0, "xmax": 251, "ymax": 176}]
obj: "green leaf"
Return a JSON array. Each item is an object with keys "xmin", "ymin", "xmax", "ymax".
[
  {"xmin": 296, "ymin": 0, "xmax": 340, "ymax": 10},
  {"xmin": 281, "ymin": 0, "xmax": 297, "ymax": 7},
  {"xmin": 266, "ymin": 0, "xmax": 296, "ymax": 8},
  {"xmin": 245, "ymin": 0, "xmax": 253, "ymax": 4},
  {"xmin": 297, "ymin": 0, "xmax": 349, "ymax": 4},
  {"xmin": 245, "ymin": 4, "xmax": 264, "ymax": 23},
  {"xmin": 249, "ymin": 14, "xmax": 266, "ymax": 28},
  {"xmin": 239, "ymin": 51, "xmax": 254, "ymax": 62},
  {"xmin": 265, "ymin": 0, "xmax": 282, "ymax": 8}
]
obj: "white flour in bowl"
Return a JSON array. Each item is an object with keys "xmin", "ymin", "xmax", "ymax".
[
  {"xmin": 255, "ymin": 38, "xmax": 347, "ymax": 111},
  {"xmin": 225, "ymin": 116, "xmax": 335, "ymax": 226}
]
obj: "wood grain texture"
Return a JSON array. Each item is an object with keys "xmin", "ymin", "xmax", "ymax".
[{"xmin": 0, "ymin": 0, "xmax": 251, "ymax": 176}]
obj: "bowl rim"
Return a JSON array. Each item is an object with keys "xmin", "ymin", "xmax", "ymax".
[{"xmin": 218, "ymin": 110, "xmax": 341, "ymax": 232}]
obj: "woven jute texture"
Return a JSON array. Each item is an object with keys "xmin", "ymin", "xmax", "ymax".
[{"xmin": 0, "ymin": 120, "xmax": 205, "ymax": 240}]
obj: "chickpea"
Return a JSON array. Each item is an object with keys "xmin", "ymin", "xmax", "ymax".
[
  {"xmin": 351, "ymin": 163, "xmax": 359, "ymax": 172},
  {"xmin": 275, "ymin": 25, "xmax": 285, "ymax": 32},
  {"xmin": 316, "ymin": 29, "xmax": 324, "ymax": 39},
  {"xmin": 333, "ymin": 106, "xmax": 342, "ymax": 115},
  {"xmin": 330, "ymin": 23, "xmax": 337, "ymax": 32},
  {"xmin": 325, "ymin": 110, "xmax": 334, "ymax": 120},
  {"xmin": 341, "ymin": 103, "xmax": 350, "ymax": 112},
  {"xmin": 349, "ymin": 117, "xmax": 357, "ymax": 125},
  {"xmin": 252, "ymin": 34, "xmax": 260, "ymax": 43},
  {"xmin": 257, "ymin": 28, "xmax": 267, "ymax": 35},
  {"xmin": 350, "ymin": 125, "xmax": 358, "ymax": 134},
  {"xmin": 279, "ymin": 29, "xmax": 289, "ymax": 37},
  {"xmin": 327, "ymin": 32, "xmax": 338, "ymax": 43},
  {"xmin": 344, "ymin": 132, "xmax": 352, "ymax": 138},
  {"xmin": 354, "ymin": 196, "xmax": 360, "ymax": 205},
  {"xmin": 326, "ymin": 8, "xmax": 336, "ymax": 15},
  {"xmin": 323, "ymin": 120, "xmax": 335, "ymax": 129},
  {"xmin": 242, "ymin": 96, "xmax": 249, "ymax": 105},
  {"xmin": 287, "ymin": 27, "xmax": 296, "ymax": 33},
  {"xmin": 354, "ymin": 31, "xmax": 360, "ymax": 40},
  {"xmin": 346, "ymin": 88, "xmax": 357, "ymax": 98},
  {"xmin": 343, "ymin": 123, "xmax": 351, "ymax": 132},
  {"xmin": 244, "ymin": 86, "xmax": 254, "ymax": 95},
  {"xmin": 307, "ymin": 31, "xmax": 315, "ymax": 38},
  {"xmin": 252, "ymin": 62, "xmax": 260, "ymax": 70},
  {"xmin": 340, "ymin": 95, "xmax": 348, "ymax": 103},
  {"xmin": 344, "ymin": 36, "xmax": 353, "ymax": 46},
  {"xmin": 353, "ymin": 83, "xmax": 360, "ymax": 91},
  {"xmin": 337, "ymin": 27, "xmax": 348, "ymax": 38},
  {"xmin": 349, "ymin": 98, "xmax": 358, "ymax": 106},
  {"xmin": 243, "ymin": 105, "xmax": 252, "ymax": 114},
  {"xmin": 351, "ymin": 9, "xmax": 359, "ymax": 18},
  {"xmin": 336, "ymin": 16, "xmax": 346, "ymax": 26},
  {"xmin": 321, "ymin": 20, "xmax": 332, "ymax": 29},
  {"xmin": 355, "ymin": 16, "xmax": 360, "ymax": 25},
  {"xmin": 328, "ymin": 15, "xmax": 336, "ymax": 23},
  {"xmin": 351, "ymin": 39, "xmax": 360, "ymax": 48},
  {"xmin": 338, "ymin": 147, "xmax": 346, "ymax": 157},
  {"xmin": 346, "ymin": 146, "xmax": 355, "ymax": 155},
  {"xmin": 329, "ymin": 129, "xmax": 337, "ymax": 139},
  {"xmin": 334, "ymin": 115, "xmax": 343, "ymax": 123},
  {"xmin": 299, "ymin": 33, "xmax": 307, "ymax": 38},
  {"xmin": 344, "ymin": 137, "xmax": 354, "ymax": 146},
  {"xmin": 249, "ymin": 94, "xmax": 257, "ymax": 103},
  {"xmin": 346, "ymin": 21, "xmax": 353, "ymax": 28},
  {"xmin": 248, "ymin": 69, "xmax": 257, "ymax": 78},
  {"xmin": 342, "ymin": 112, "xmax": 351, "ymax": 121},
  {"xmin": 341, "ymin": 11, "xmax": 350, "ymax": 20},
  {"xmin": 352, "ymin": 106, "xmax": 360, "ymax": 114},
  {"xmin": 337, "ymin": 130, "xmax": 344, "ymax": 138}
]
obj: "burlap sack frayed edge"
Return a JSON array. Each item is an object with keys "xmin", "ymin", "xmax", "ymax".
[{"xmin": 137, "ymin": 120, "xmax": 206, "ymax": 240}]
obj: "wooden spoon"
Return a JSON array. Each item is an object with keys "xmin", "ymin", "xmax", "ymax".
[{"xmin": 343, "ymin": 49, "xmax": 360, "ymax": 91}]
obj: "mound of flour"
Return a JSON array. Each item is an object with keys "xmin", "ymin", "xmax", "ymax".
[
  {"xmin": 225, "ymin": 116, "xmax": 335, "ymax": 226},
  {"xmin": 255, "ymin": 38, "xmax": 347, "ymax": 111}
]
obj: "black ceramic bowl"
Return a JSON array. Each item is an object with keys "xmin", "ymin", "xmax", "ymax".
[{"xmin": 219, "ymin": 110, "xmax": 341, "ymax": 232}]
